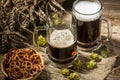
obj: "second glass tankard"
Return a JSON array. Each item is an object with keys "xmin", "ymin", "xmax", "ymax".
[{"xmin": 72, "ymin": 0, "xmax": 112, "ymax": 51}]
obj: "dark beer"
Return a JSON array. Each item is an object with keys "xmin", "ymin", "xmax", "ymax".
[
  {"xmin": 76, "ymin": 19, "xmax": 101, "ymax": 48},
  {"xmin": 48, "ymin": 29, "xmax": 77, "ymax": 64},
  {"xmin": 48, "ymin": 42, "xmax": 77, "ymax": 64},
  {"xmin": 72, "ymin": 0, "xmax": 102, "ymax": 48}
]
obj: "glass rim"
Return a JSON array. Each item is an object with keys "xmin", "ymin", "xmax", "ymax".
[{"xmin": 72, "ymin": 0, "xmax": 103, "ymax": 15}]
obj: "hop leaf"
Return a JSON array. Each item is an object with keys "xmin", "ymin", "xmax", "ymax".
[
  {"xmin": 51, "ymin": 12, "xmax": 62, "ymax": 26},
  {"xmin": 52, "ymin": 13, "xmax": 58, "ymax": 19},
  {"xmin": 37, "ymin": 35, "xmax": 46, "ymax": 46},
  {"xmin": 100, "ymin": 45, "xmax": 108, "ymax": 58},
  {"xmin": 90, "ymin": 52, "xmax": 100, "ymax": 61},
  {"xmin": 54, "ymin": 19, "xmax": 62, "ymax": 25},
  {"xmin": 72, "ymin": 59, "xmax": 83, "ymax": 69},
  {"xmin": 67, "ymin": 72, "xmax": 80, "ymax": 80},
  {"xmin": 61, "ymin": 69, "xmax": 70, "ymax": 76},
  {"xmin": 86, "ymin": 60, "xmax": 96, "ymax": 69}
]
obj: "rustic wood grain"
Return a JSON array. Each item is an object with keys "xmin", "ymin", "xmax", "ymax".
[{"xmin": 101, "ymin": 0, "xmax": 120, "ymax": 18}]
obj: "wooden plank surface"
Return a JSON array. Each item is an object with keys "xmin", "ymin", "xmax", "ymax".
[{"xmin": 101, "ymin": 0, "xmax": 120, "ymax": 18}]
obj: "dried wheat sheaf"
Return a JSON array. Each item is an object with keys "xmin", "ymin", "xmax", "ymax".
[{"xmin": 0, "ymin": 0, "xmax": 65, "ymax": 53}]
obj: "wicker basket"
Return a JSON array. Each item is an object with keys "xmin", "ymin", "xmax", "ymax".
[{"xmin": 1, "ymin": 48, "xmax": 45, "ymax": 80}]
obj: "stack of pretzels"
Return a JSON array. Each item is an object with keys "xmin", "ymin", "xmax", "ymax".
[{"xmin": 2, "ymin": 48, "xmax": 45, "ymax": 79}]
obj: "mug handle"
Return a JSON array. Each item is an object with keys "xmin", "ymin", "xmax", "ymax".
[{"xmin": 100, "ymin": 16, "xmax": 112, "ymax": 42}]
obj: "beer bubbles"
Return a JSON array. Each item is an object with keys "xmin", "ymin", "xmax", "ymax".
[
  {"xmin": 73, "ymin": 0, "xmax": 102, "ymax": 22},
  {"xmin": 49, "ymin": 29, "xmax": 74, "ymax": 48}
]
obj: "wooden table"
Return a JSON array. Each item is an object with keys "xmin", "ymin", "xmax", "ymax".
[
  {"xmin": 0, "ymin": 1, "xmax": 120, "ymax": 80},
  {"xmin": 0, "ymin": 18, "xmax": 120, "ymax": 80}
]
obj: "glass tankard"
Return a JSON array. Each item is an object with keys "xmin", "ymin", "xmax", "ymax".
[
  {"xmin": 47, "ymin": 12, "xmax": 77, "ymax": 64},
  {"xmin": 72, "ymin": 0, "xmax": 112, "ymax": 51}
]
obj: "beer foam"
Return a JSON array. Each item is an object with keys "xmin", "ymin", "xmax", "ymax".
[
  {"xmin": 49, "ymin": 29, "xmax": 74, "ymax": 48},
  {"xmin": 73, "ymin": 0, "xmax": 101, "ymax": 21}
]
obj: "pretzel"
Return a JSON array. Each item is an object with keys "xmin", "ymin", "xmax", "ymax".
[
  {"xmin": 29, "ymin": 65, "xmax": 39, "ymax": 76},
  {"xmin": 28, "ymin": 48, "xmax": 36, "ymax": 54},
  {"xmin": 6, "ymin": 68, "xmax": 12, "ymax": 77},
  {"xmin": 32, "ymin": 58, "xmax": 41, "ymax": 65},
  {"xmin": 37, "ymin": 64, "xmax": 45, "ymax": 72},
  {"xmin": 7, "ymin": 48, "xmax": 17, "ymax": 57},
  {"xmin": 8, "ymin": 66, "xmax": 22, "ymax": 78},
  {"xmin": 22, "ymin": 61, "xmax": 32, "ymax": 70},
  {"xmin": 30, "ymin": 54, "xmax": 41, "ymax": 62},
  {"xmin": 8, "ymin": 48, "xmax": 17, "ymax": 52},
  {"xmin": 13, "ymin": 67, "xmax": 22, "ymax": 77},
  {"xmin": 3, "ymin": 48, "xmax": 44, "ymax": 79},
  {"xmin": 9, "ymin": 60, "xmax": 20, "ymax": 68},
  {"xmin": 17, "ymin": 54, "xmax": 27, "ymax": 61},
  {"xmin": 22, "ymin": 70, "xmax": 29, "ymax": 78},
  {"xmin": 8, "ymin": 53, "xmax": 19, "ymax": 64},
  {"xmin": 3, "ymin": 50, "xmax": 16, "ymax": 64}
]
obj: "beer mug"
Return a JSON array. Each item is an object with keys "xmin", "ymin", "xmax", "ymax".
[
  {"xmin": 47, "ymin": 12, "xmax": 77, "ymax": 64},
  {"xmin": 72, "ymin": 0, "xmax": 112, "ymax": 51}
]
